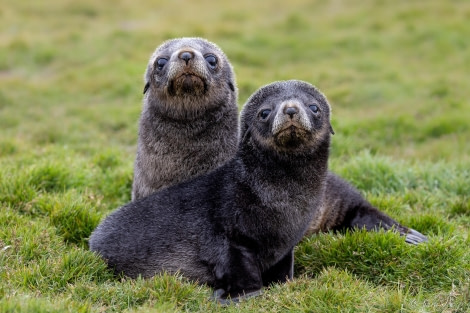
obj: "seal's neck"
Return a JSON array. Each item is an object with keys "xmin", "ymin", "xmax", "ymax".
[
  {"xmin": 232, "ymin": 137, "xmax": 330, "ymax": 258},
  {"xmin": 239, "ymin": 135, "xmax": 331, "ymax": 187},
  {"xmin": 144, "ymin": 89, "xmax": 235, "ymax": 122},
  {"xmin": 141, "ymin": 96, "xmax": 236, "ymax": 136}
]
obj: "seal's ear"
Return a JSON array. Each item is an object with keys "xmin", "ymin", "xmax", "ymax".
[
  {"xmin": 241, "ymin": 124, "xmax": 252, "ymax": 144},
  {"xmin": 228, "ymin": 81, "xmax": 235, "ymax": 92},
  {"xmin": 329, "ymin": 124, "xmax": 335, "ymax": 135},
  {"xmin": 143, "ymin": 82, "xmax": 150, "ymax": 94}
]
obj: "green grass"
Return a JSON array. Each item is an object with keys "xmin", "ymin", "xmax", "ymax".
[{"xmin": 1, "ymin": 0, "xmax": 469, "ymax": 312}]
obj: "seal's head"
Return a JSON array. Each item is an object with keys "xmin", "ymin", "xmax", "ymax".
[
  {"xmin": 240, "ymin": 80, "xmax": 334, "ymax": 156},
  {"xmin": 143, "ymin": 37, "xmax": 237, "ymax": 119}
]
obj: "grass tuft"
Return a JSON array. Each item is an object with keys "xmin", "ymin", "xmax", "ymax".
[
  {"xmin": 296, "ymin": 230, "xmax": 468, "ymax": 293},
  {"xmin": 450, "ymin": 197, "xmax": 470, "ymax": 217},
  {"xmin": 28, "ymin": 162, "xmax": 77, "ymax": 193},
  {"xmin": 48, "ymin": 193, "xmax": 103, "ymax": 247},
  {"xmin": 0, "ymin": 297, "xmax": 91, "ymax": 313},
  {"xmin": 0, "ymin": 140, "xmax": 17, "ymax": 156},
  {"xmin": 406, "ymin": 214, "xmax": 455, "ymax": 237}
]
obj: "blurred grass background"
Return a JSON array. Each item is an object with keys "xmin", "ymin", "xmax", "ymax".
[
  {"xmin": 1, "ymin": 0, "xmax": 469, "ymax": 161},
  {"xmin": 1, "ymin": 0, "xmax": 469, "ymax": 312}
]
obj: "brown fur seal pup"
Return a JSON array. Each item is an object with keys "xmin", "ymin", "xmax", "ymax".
[
  {"xmin": 90, "ymin": 80, "xmax": 334, "ymax": 302},
  {"xmin": 131, "ymin": 37, "xmax": 238, "ymax": 201}
]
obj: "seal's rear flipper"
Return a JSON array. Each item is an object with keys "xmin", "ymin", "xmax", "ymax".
[
  {"xmin": 405, "ymin": 228, "xmax": 428, "ymax": 244},
  {"xmin": 346, "ymin": 205, "xmax": 428, "ymax": 244},
  {"xmin": 319, "ymin": 172, "xmax": 428, "ymax": 245},
  {"xmin": 213, "ymin": 289, "xmax": 263, "ymax": 305}
]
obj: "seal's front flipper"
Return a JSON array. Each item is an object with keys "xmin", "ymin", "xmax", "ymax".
[
  {"xmin": 213, "ymin": 244, "xmax": 263, "ymax": 304},
  {"xmin": 214, "ymin": 248, "xmax": 295, "ymax": 304},
  {"xmin": 261, "ymin": 248, "xmax": 294, "ymax": 286},
  {"xmin": 213, "ymin": 288, "xmax": 263, "ymax": 305}
]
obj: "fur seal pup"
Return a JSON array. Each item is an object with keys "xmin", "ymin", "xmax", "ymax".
[
  {"xmin": 90, "ymin": 80, "xmax": 334, "ymax": 302},
  {"xmin": 131, "ymin": 37, "xmax": 238, "ymax": 201}
]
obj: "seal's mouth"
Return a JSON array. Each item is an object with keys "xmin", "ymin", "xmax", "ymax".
[
  {"xmin": 169, "ymin": 72, "xmax": 207, "ymax": 96},
  {"xmin": 274, "ymin": 123, "xmax": 310, "ymax": 147},
  {"xmin": 274, "ymin": 121, "xmax": 309, "ymax": 136}
]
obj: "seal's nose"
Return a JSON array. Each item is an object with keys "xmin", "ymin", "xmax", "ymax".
[
  {"xmin": 284, "ymin": 106, "xmax": 298, "ymax": 118},
  {"xmin": 179, "ymin": 51, "xmax": 193, "ymax": 64}
]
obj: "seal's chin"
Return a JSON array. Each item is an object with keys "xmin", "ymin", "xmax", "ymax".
[
  {"xmin": 273, "ymin": 124, "xmax": 310, "ymax": 147},
  {"xmin": 169, "ymin": 73, "xmax": 206, "ymax": 96}
]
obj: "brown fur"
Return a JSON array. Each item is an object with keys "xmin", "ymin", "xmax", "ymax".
[{"xmin": 132, "ymin": 37, "xmax": 238, "ymax": 200}]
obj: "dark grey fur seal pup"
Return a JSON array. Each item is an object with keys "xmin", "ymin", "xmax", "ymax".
[
  {"xmin": 90, "ymin": 80, "xmax": 335, "ymax": 302},
  {"xmin": 131, "ymin": 37, "xmax": 238, "ymax": 201}
]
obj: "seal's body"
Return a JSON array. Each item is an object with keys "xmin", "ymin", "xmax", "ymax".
[
  {"xmin": 132, "ymin": 37, "xmax": 238, "ymax": 201},
  {"xmin": 90, "ymin": 80, "xmax": 334, "ymax": 301}
]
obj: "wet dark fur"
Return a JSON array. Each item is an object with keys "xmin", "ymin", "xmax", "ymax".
[{"xmin": 90, "ymin": 80, "xmax": 334, "ymax": 302}]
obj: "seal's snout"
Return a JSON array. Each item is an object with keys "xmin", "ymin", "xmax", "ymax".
[
  {"xmin": 166, "ymin": 49, "xmax": 208, "ymax": 96},
  {"xmin": 268, "ymin": 99, "xmax": 315, "ymax": 148},
  {"xmin": 284, "ymin": 106, "xmax": 299, "ymax": 119},
  {"xmin": 272, "ymin": 100, "xmax": 312, "ymax": 137},
  {"xmin": 179, "ymin": 51, "xmax": 194, "ymax": 64}
]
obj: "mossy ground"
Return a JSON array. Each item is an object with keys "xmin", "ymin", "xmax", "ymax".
[{"xmin": 1, "ymin": 0, "xmax": 469, "ymax": 312}]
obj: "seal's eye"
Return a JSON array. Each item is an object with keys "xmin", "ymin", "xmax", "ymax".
[
  {"xmin": 204, "ymin": 54, "xmax": 217, "ymax": 69},
  {"xmin": 156, "ymin": 58, "xmax": 168, "ymax": 70},
  {"xmin": 259, "ymin": 109, "xmax": 271, "ymax": 120},
  {"xmin": 309, "ymin": 104, "xmax": 319, "ymax": 113}
]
